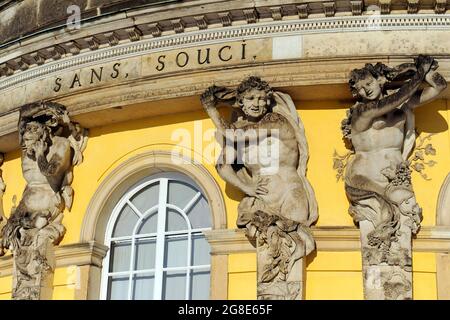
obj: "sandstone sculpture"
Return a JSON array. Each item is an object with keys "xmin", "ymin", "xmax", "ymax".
[
  {"xmin": 342, "ymin": 55, "xmax": 447, "ymax": 299},
  {"xmin": 201, "ymin": 76, "xmax": 318, "ymax": 299},
  {"xmin": 0, "ymin": 102, "xmax": 88, "ymax": 300}
]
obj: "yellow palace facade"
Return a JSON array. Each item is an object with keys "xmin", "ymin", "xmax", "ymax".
[{"xmin": 0, "ymin": 0, "xmax": 449, "ymax": 300}]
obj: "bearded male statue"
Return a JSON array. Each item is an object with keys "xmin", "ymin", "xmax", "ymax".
[
  {"xmin": 201, "ymin": 76, "xmax": 318, "ymax": 300},
  {"xmin": 0, "ymin": 102, "xmax": 88, "ymax": 300}
]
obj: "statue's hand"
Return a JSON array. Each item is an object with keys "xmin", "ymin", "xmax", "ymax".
[
  {"xmin": 415, "ymin": 55, "xmax": 435, "ymax": 74},
  {"xmin": 243, "ymin": 177, "xmax": 269, "ymax": 198},
  {"xmin": 33, "ymin": 140, "xmax": 47, "ymax": 157},
  {"xmin": 201, "ymin": 86, "xmax": 233, "ymax": 108},
  {"xmin": 200, "ymin": 86, "xmax": 219, "ymax": 109}
]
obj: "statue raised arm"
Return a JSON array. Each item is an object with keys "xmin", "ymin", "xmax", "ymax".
[
  {"xmin": 342, "ymin": 55, "xmax": 447, "ymax": 300},
  {"xmin": 201, "ymin": 77, "xmax": 318, "ymax": 300}
]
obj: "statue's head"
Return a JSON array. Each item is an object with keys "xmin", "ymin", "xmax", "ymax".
[
  {"xmin": 349, "ymin": 63, "xmax": 389, "ymax": 101},
  {"xmin": 19, "ymin": 102, "xmax": 70, "ymax": 149},
  {"xmin": 21, "ymin": 121, "xmax": 48, "ymax": 156},
  {"xmin": 236, "ymin": 76, "xmax": 273, "ymax": 120}
]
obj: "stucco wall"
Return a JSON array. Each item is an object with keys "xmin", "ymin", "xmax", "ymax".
[{"xmin": 0, "ymin": 97, "xmax": 447, "ymax": 299}]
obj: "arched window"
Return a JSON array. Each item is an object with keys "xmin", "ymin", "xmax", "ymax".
[{"xmin": 100, "ymin": 172, "xmax": 212, "ymax": 300}]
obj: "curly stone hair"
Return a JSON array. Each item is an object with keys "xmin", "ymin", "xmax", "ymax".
[
  {"xmin": 348, "ymin": 62, "xmax": 394, "ymax": 99},
  {"xmin": 236, "ymin": 76, "xmax": 273, "ymax": 106}
]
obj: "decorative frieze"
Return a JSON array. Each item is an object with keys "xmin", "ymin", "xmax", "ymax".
[
  {"xmin": 2, "ymin": 62, "xmax": 14, "ymax": 76},
  {"xmin": 270, "ymin": 6, "xmax": 283, "ymax": 21},
  {"xmin": 407, "ymin": 0, "xmax": 420, "ymax": 13},
  {"xmin": 218, "ymin": 12, "xmax": 233, "ymax": 27},
  {"xmin": 148, "ymin": 23, "xmax": 163, "ymax": 38},
  {"xmin": 296, "ymin": 4, "xmax": 309, "ymax": 19},
  {"xmin": 85, "ymin": 36, "xmax": 101, "ymax": 51},
  {"xmin": 350, "ymin": 1, "xmax": 363, "ymax": 15},
  {"xmin": 435, "ymin": 0, "xmax": 447, "ymax": 13},
  {"xmin": 105, "ymin": 31, "xmax": 120, "ymax": 46},
  {"xmin": 47, "ymin": 45, "xmax": 66, "ymax": 60},
  {"xmin": 125, "ymin": 27, "xmax": 143, "ymax": 42},
  {"xmin": 171, "ymin": 19, "xmax": 186, "ymax": 34},
  {"xmin": 243, "ymin": 9, "xmax": 258, "ymax": 24},
  {"xmin": 65, "ymin": 41, "xmax": 82, "ymax": 56},
  {"xmin": 29, "ymin": 51, "xmax": 47, "ymax": 66},
  {"xmin": 323, "ymin": 2, "xmax": 336, "ymax": 17},
  {"xmin": 1, "ymin": 14, "xmax": 450, "ymax": 93},
  {"xmin": 14, "ymin": 57, "xmax": 29, "ymax": 71},
  {"xmin": 194, "ymin": 15, "xmax": 209, "ymax": 30},
  {"xmin": 379, "ymin": 0, "xmax": 392, "ymax": 14}
]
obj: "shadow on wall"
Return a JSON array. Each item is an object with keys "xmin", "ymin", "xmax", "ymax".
[{"xmin": 414, "ymin": 100, "xmax": 449, "ymax": 135}]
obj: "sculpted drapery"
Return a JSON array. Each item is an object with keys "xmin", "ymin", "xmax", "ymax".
[
  {"xmin": 342, "ymin": 55, "xmax": 447, "ymax": 299},
  {"xmin": 201, "ymin": 77, "xmax": 318, "ymax": 299}
]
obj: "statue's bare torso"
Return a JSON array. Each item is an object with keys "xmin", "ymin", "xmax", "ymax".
[
  {"xmin": 233, "ymin": 113, "xmax": 308, "ymax": 222},
  {"xmin": 346, "ymin": 108, "xmax": 406, "ymax": 193},
  {"xmin": 235, "ymin": 113, "xmax": 300, "ymax": 181},
  {"xmin": 21, "ymin": 137, "xmax": 71, "ymax": 218}
]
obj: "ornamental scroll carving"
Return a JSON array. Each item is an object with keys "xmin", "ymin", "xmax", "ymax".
[
  {"xmin": 341, "ymin": 55, "xmax": 447, "ymax": 299},
  {"xmin": 0, "ymin": 102, "xmax": 88, "ymax": 300},
  {"xmin": 200, "ymin": 77, "xmax": 318, "ymax": 300}
]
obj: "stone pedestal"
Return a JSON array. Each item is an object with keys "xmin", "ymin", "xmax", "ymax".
[
  {"xmin": 252, "ymin": 211, "xmax": 308, "ymax": 300},
  {"xmin": 360, "ymin": 218, "xmax": 413, "ymax": 300},
  {"xmin": 12, "ymin": 229, "xmax": 56, "ymax": 300},
  {"xmin": 257, "ymin": 252, "xmax": 305, "ymax": 300}
]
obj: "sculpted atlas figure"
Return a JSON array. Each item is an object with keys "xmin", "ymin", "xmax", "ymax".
[
  {"xmin": 342, "ymin": 55, "xmax": 447, "ymax": 299},
  {"xmin": 201, "ymin": 76, "xmax": 318, "ymax": 300},
  {"xmin": 0, "ymin": 102, "xmax": 87, "ymax": 300}
]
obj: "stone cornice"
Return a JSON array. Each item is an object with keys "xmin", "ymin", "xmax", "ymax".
[
  {"xmin": 0, "ymin": 0, "xmax": 449, "ymax": 81},
  {"xmin": 0, "ymin": 241, "xmax": 109, "ymax": 277},
  {"xmin": 1, "ymin": 14, "xmax": 450, "ymax": 91},
  {"xmin": 204, "ymin": 226, "xmax": 450, "ymax": 255}
]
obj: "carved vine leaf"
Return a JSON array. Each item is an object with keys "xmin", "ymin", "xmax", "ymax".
[
  {"xmin": 332, "ymin": 150, "xmax": 353, "ymax": 182},
  {"xmin": 409, "ymin": 133, "xmax": 437, "ymax": 180}
]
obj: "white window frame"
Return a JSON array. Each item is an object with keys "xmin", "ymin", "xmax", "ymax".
[{"xmin": 100, "ymin": 174, "xmax": 212, "ymax": 300}]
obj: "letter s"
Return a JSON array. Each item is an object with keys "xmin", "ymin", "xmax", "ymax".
[
  {"xmin": 54, "ymin": 77, "xmax": 62, "ymax": 92},
  {"xmin": 156, "ymin": 55, "xmax": 166, "ymax": 71},
  {"xmin": 111, "ymin": 63, "xmax": 121, "ymax": 79}
]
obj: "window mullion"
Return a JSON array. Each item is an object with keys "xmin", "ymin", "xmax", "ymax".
[
  {"xmin": 182, "ymin": 192, "xmax": 202, "ymax": 213},
  {"xmin": 153, "ymin": 178, "xmax": 168, "ymax": 300},
  {"xmin": 185, "ymin": 229, "xmax": 193, "ymax": 299},
  {"xmin": 126, "ymin": 235, "xmax": 137, "ymax": 300}
]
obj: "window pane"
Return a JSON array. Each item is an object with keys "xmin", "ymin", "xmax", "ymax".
[
  {"xmin": 164, "ymin": 235, "xmax": 188, "ymax": 268},
  {"xmin": 168, "ymin": 181, "xmax": 198, "ymax": 209},
  {"xmin": 110, "ymin": 241, "xmax": 131, "ymax": 272},
  {"xmin": 137, "ymin": 212, "xmax": 158, "ymax": 234},
  {"xmin": 186, "ymin": 196, "xmax": 212, "ymax": 229},
  {"xmin": 133, "ymin": 273, "xmax": 154, "ymax": 300},
  {"xmin": 135, "ymin": 238, "xmax": 156, "ymax": 270},
  {"xmin": 162, "ymin": 270, "xmax": 187, "ymax": 300},
  {"xmin": 130, "ymin": 182, "xmax": 159, "ymax": 214},
  {"xmin": 191, "ymin": 234, "xmax": 210, "ymax": 266},
  {"xmin": 108, "ymin": 276, "xmax": 129, "ymax": 300},
  {"xmin": 189, "ymin": 270, "xmax": 210, "ymax": 300},
  {"xmin": 113, "ymin": 205, "xmax": 139, "ymax": 237},
  {"xmin": 166, "ymin": 208, "xmax": 188, "ymax": 232}
]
